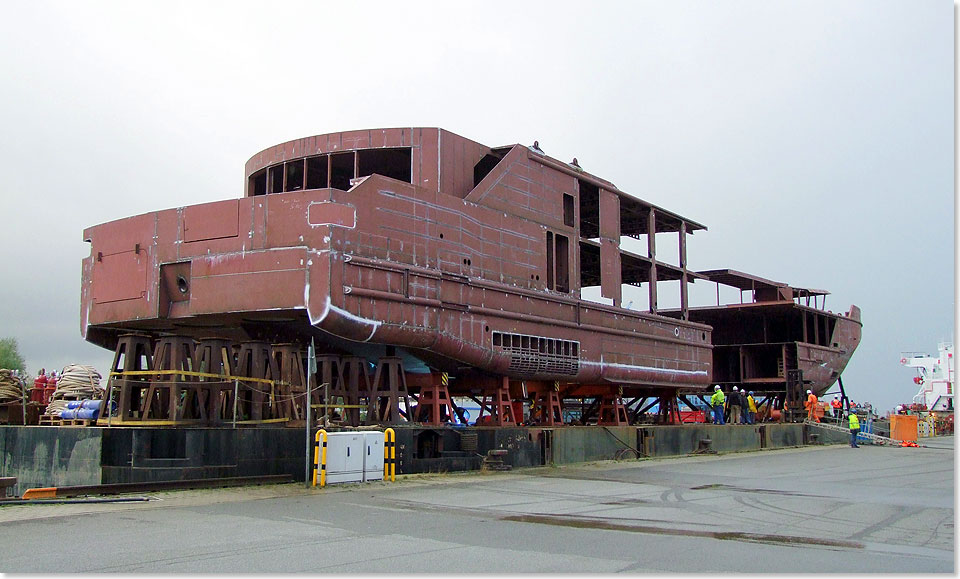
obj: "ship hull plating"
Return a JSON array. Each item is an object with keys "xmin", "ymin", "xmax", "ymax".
[{"xmin": 82, "ymin": 177, "xmax": 712, "ymax": 392}]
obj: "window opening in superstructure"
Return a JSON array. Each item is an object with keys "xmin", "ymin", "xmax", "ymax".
[
  {"xmin": 268, "ymin": 165, "xmax": 284, "ymax": 193},
  {"xmin": 249, "ymin": 169, "xmax": 267, "ymax": 196},
  {"xmin": 357, "ymin": 147, "xmax": 412, "ymax": 183},
  {"xmin": 578, "ymin": 241, "xmax": 601, "ymax": 287},
  {"xmin": 555, "ymin": 233, "xmax": 570, "ymax": 293},
  {"xmin": 285, "ymin": 159, "xmax": 304, "ymax": 192},
  {"xmin": 546, "ymin": 231, "xmax": 555, "ymax": 291},
  {"xmin": 330, "ymin": 152, "xmax": 355, "ymax": 190},
  {"xmin": 473, "ymin": 152, "xmax": 504, "ymax": 187},
  {"xmin": 578, "ymin": 179, "xmax": 600, "ymax": 239},
  {"xmin": 306, "ymin": 155, "xmax": 329, "ymax": 189},
  {"xmin": 563, "ymin": 193, "xmax": 575, "ymax": 227},
  {"xmin": 546, "ymin": 231, "xmax": 571, "ymax": 293}
]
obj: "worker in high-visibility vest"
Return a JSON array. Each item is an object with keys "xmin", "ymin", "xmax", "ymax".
[
  {"xmin": 848, "ymin": 412, "xmax": 860, "ymax": 448},
  {"xmin": 710, "ymin": 385, "xmax": 725, "ymax": 425},
  {"xmin": 746, "ymin": 391, "xmax": 758, "ymax": 424},
  {"xmin": 804, "ymin": 389, "xmax": 820, "ymax": 422}
]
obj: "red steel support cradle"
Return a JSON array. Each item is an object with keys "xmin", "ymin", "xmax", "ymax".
[
  {"xmin": 657, "ymin": 392, "xmax": 683, "ymax": 425},
  {"xmin": 339, "ymin": 356, "xmax": 370, "ymax": 426},
  {"xmin": 190, "ymin": 337, "xmax": 236, "ymax": 423},
  {"xmin": 415, "ymin": 373, "xmax": 456, "ymax": 425},
  {"xmin": 535, "ymin": 386, "xmax": 564, "ymax": 426},
  {"xmin": 367, "ymin": 356, "xmax": 410, "ymax": 425},
  {"xmin": 110, "ymin": 333, "xmax": 154, "ymax": 421},
  {"xmin": 598, "ymin": 392, "xmax": 629, "ymax": 426},
  {"xmin": 273, "ymin": 344, "xmax": 307, "ymax": 420},
  {"xmin": 476, "ymin": 377, "xmax": 518, "ymax": 426},
  {"xmin": 236, "ymin": 341, "xmax": 279, "ymax": 421},
  {"xmin": 315, "ymin": 354, "xmax": 344, "ymax": 422},
  {"xmin": 144, "ymin": 335, "xmax": 195, "ymax": 420}
]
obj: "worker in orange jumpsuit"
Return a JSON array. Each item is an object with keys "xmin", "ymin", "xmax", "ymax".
[
  {"xmin": 830, "ymin": 396, "xmax": 842, "ymax": 420},
  {"xmin": 804, "ymin": 389, "xmax": 820, "ymax": 422}
]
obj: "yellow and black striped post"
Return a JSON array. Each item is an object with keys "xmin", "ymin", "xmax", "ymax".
[
  {"xmin": 313, "ymin": 429, "xmax": 328, "ymax": 487},
  {"xmin": 384, "ymin": 428, "xmax": 396, "ymax": 482}
]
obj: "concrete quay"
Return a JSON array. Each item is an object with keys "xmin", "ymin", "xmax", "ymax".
[{"xmin": 0, "ymin": 436, "xmax": 952, "ymax": 573}]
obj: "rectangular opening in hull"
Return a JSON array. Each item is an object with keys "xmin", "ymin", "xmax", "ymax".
[
  {"xmin": 285, "ymin": 160, "xmax": 304, "ymax": 192},
  {"xmin": 330, "ymin": 152, "xmax": 355, "ymax": 190},
  {"xmin": 249, "ymin": 170, "xmax": 267, "ymax": 196},
  {"xmin": 269, "ymin": 165, "xmax": 284, "ymax": 193},
  {"xmin": 579, "ymin": 179, "xmax": 600, "ymax": 239},
  {"xmin": 357, "ymin": 148, "xmax": 412, "ymax": 183},
  {"xmin": 306, "ymin": 156, "xmax": 329, "ymax": 189},
  {"xmin": 555, "ymin": 233, "xmax": 570, "ymax": 293}
]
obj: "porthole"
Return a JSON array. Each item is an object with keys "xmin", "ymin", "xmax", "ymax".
[{"xmin": 176, "ymin": 276, "xmax": 189, "ymax": 294}]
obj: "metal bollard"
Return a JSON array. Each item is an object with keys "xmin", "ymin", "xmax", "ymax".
[
  {"xmin": 313, "ymin": 429, "xmax": 328, "ymax": 487},
  {"xmin": 384, "ymin": 428, "xmax": 395, "ymax": 482}
]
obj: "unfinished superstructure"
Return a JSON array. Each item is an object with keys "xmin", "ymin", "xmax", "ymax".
[{"xmin": 80, "ymin": 128, "xmax": 860, "ymax": 427}]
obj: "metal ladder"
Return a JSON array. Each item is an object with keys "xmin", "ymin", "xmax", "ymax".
[{"xmin": 803, "ymin": 419, "xmax": 902, "ymax": 446}]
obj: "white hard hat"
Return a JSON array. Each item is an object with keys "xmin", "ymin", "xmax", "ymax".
[
  {"xmin": 714, "ymin": 385, "xmax": 720, "ymax": 390},
  {"xmin": 733, "ymin": 386, "xmax": 738, "ymax": 391},
  {"xmin": 806, "ymin": 390, "xmax": 812, "ymax": 394}
]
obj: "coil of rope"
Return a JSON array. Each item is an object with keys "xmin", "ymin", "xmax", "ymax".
[
  {"xmin": 0, "ymin": 369, "xmax": 27, "ymax": 403},
  {"xmin": 44, "ymin": 365, "xmax": 104, "ymax": 416}
]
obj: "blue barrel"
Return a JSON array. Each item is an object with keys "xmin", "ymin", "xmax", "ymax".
[
  {"xmin": 76, "ymin": 407, "xmax": 99, "ymax": 420},
  {"xmin": 60, "ymin": 400, "xmax": 103, "ymax": 420}
]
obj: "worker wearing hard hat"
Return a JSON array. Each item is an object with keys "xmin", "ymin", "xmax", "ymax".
[
  {"xmin": 831, "ymin": 396, "xmax": 842, "ymax": 420},
  {"xmin": 710, "ymin": 385, "xmax": 725, "ymax": 425},
  {"xmin": 804, "ymin": 389, "xmax": 820, "ymax": 423},
  {"xmin": 728, "ymin": 386, "xmax": 743, "ymax": 425},
  {"xmin": 848, "ymin": 411, "xmax": 860, "ymax": 448},
  {"xmin": 746, "ymin": 391, "xmax": 757, "ymax": 424}
]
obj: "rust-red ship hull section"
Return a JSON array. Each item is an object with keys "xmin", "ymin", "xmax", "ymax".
[
  {"xmin": 675, "ymin": 302, "xmax": 861, "ymax": 396},
  {"xmin": 82, "ymin": 176, "xmax": 712, "ymax": 389}
]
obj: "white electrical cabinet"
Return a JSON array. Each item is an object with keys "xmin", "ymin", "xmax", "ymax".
[
  {"xmin": 363, "ymin": 431, "xmax": 385, "ymax": 482},
  {"xmin": 325, "ymin": 432, "xmax": 364, "ymax": 484},
  {"xmin": 323, "ymin": 431, "xmax": 386, "ymax": 484}
]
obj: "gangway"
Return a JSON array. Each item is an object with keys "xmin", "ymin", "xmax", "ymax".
[{"xmin": 803, "ymin": 419, "xmax": 902, "ymax": 446}]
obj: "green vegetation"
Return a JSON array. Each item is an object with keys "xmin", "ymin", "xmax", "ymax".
[{"xmin": 0, "ymin": 337, "xmax": 27, "ymax": 373}]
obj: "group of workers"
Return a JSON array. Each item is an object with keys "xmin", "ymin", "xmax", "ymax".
[
  {"xmin": 708, "ymin": 385, "xmax": 757, "ymax": 425},
  {"xmin": 710, "ymin": 385, "xmax": 863, "ymax": 448},
  {"xmin": 804, "ymin": 390, "xmax": 863, "ymax": 447}
]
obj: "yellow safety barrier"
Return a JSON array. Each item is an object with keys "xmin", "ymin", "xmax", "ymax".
[
  {"xmin": 313, "ymin": 429, "xmax": 328, "ymax": 487},
  {"xmin": 384, "ymin": 428, "xmax": 396, "ymax": 482}
]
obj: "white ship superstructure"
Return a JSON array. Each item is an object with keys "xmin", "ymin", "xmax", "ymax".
[{"xmin": 900, "ymin": 342, "xmax": 954, "ymax": 411}]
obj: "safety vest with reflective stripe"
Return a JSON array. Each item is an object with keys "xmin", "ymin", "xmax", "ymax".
[
  {"xmin": 711, "ymin": 391, "xmax": 724, "ymax": 407},
  {"xmin": 849, "ymin": 414, "xmax": 860, "ymax": 430}
]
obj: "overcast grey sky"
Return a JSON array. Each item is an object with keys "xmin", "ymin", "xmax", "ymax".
[{"xmin": 0, "ymin": 0, "xmax": 953, "ymax": 413}]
